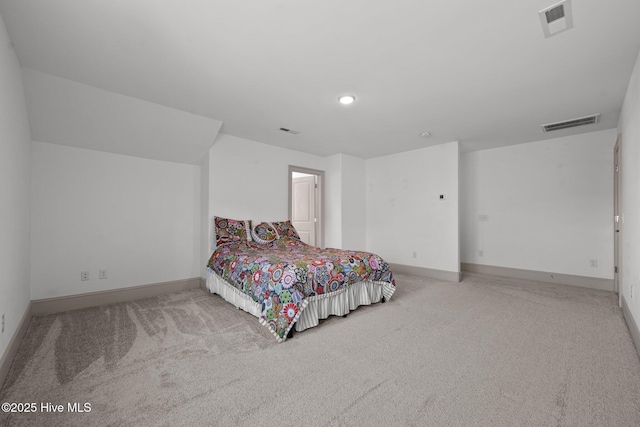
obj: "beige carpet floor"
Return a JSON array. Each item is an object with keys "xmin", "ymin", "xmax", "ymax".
[{"xmin": 1, "ymin": 272, "xmax": 640, "ymax": 426}]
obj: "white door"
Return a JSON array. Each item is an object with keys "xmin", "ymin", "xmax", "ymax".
[{"xmin": 292, "ymin": 175, "xmax": 316, "ymax": 246}]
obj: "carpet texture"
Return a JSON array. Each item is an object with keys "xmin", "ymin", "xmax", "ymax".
[{"xmin": 1, "ymin": 273, "xmax": 639, "ymax": 426}]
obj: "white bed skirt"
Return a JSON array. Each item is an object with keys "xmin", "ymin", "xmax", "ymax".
[{"xmin": 206, "ymin": 272, "xmax": 395, "ymax": 332}]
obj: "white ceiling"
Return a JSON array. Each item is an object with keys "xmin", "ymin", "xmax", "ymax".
[{"xmin": 1, "ymin": 0, "xmax": 639, "ymax": 160}]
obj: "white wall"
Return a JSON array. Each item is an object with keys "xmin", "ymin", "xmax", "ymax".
[
  {"xmin": 204, "ymin": 133, "xmax": 332, "ymax": 263},
  {"xmin": 31, "ymin": 142, "xmax": 201, "ymax": 299},
  {"xmin": 366, "ymin": 141, "xmax": 460, "ymax": 273},
  {"xmin": 324, "ymin": 154, "xmax": 343, "ymax": 249},
  {"xmin": 0, "ymin": 13, "xmax": 31, "ymax": 359},
  {"xmin": 618, "ymin": 48, "xmax": 640, "ymax": 334},
  {"xmin": 323, "ymin": 154, "xmax": 367, "ymax": 251},
  {"xmin": 200, "ymin": 151, "xmax": 211, "ymax": 278},
  {"xmin": 341, "ymin": 154, "xmax": 367, "ymax": 251},
  {"xmin": 460, "ymin": 129, "xmax": 616, "ymax": 279}
]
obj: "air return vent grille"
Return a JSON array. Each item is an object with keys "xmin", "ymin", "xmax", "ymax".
[
  {"xmin": 539, "ymin": 0, "xmax": 573, "ymax": 38},
  {"xmin": 541, "ymin": 114, "xmax": 600, "ymax": 132},
  {"xmin": 279, "ymin": 127, "xmax": 300, "ymax": 135},
  {"xmin": 545, "ymin": 4, "xmax": 565, "ymax": 23}
]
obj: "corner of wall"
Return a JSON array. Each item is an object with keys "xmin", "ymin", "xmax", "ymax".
[{"xmin": 0, "ymin": 10, "xmax": 32, "ymax": 373}]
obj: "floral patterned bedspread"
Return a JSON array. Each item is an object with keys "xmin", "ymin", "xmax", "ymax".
[{"xmin": 206, "ymin": 237, "xmax": 395, "ymax": 341}]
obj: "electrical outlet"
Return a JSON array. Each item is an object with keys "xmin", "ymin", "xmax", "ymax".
[
  {"xmin": 589, "ymin": 259, "xmax": 598, "ymax": 268},
  {"xmin": 478, "ymin": 250, "xmax": 484, "ymax": 257},
  {"xmin": 478, "ymin": 214, "xmax": 489, "ymax": 222},
  {"xmin": 412, "ymin": 252, "xmax": 417, "ymax": 259},
  {"xmin": 99, "ymin": 269, "xmax": 108, "ymax": 279},
  {"xmin": 81, "ymin": 271, "xmax": 89, "ymax": 281}
]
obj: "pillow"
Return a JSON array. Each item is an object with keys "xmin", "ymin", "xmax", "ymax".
[
  {"xmin": 251, "ymin": 222, "xmax": 279, "ymax": 245},
  {"xmin": 214, "ymin": 216, "xmax": 252, "ymax": 247},
  {"xmin": 270, "ymin": 220, "xmax": 301, "ymax": 240}
]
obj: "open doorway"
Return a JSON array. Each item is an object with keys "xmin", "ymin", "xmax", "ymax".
[{"xmin": 288, "ymin": 166, "xmax": 324, "ymax": 248}]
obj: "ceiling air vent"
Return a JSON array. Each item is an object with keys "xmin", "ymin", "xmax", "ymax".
[
  {"xmin": 539, "ymin": 0, "xmax": 573, "ymax": 38},
  {"xmin": 541, "ymin": 114, "xmax": 600, "ymax": 133},
  {"xmin": 545, "ymin": 5, "xmax": 565, "ymax": 23},
  {"xmin": 279, "ymin": 127, "xmax": 300, "ymax": 135}
]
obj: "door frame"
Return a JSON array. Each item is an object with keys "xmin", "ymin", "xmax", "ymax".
[
  {"xmin": 614, "ymin": 134, "xmax": 622, "ymax": 306},
  {"xmin": 288, "ymin": 165, "xmax": 324, "ymax": 248}
]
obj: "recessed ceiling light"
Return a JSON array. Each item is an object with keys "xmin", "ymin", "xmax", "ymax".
[
  {"xmin": 338, "ymin": 95, "xmax": 356, "ymax": 105},
  {"xmin": 420, "ymin": 132, "xmax": 431, "ymax": 137}
]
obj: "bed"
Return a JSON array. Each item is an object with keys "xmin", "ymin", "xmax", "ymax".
[{"xmin": 206, "ymin": 217, "xmax": 396, "ymax": 342}]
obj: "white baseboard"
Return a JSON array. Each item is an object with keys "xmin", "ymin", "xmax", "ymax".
[
  {"xmin": 0, "ymin": 302, "xmax": 32, "ymax": 391},
  {"xmin": 461, "ymin": 263, "xmax": 614, "ymax": 292},
  {"xmin": 622, "ymin": 295, "xmax": 640, "ymax": 360},
  {"xmin": 31, "ymin": 277, "xmax": 202, "ymax": 316},
  {"xmin": 389, "ymin": 263, "xmax": 461, "ymax": 282}
]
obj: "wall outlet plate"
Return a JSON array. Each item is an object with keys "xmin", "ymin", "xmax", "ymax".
[
  {"xmin": 81, "ymin": 271, "xmax": 89, "ymax": 281},
  {"xmin": 99, "ymin": 269, "xmax": 108, "ymax": 279}
]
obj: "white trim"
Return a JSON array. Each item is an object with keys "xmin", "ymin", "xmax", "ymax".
[
  {"xmin": 622, "ymin": 295, "xmax": 640, "ymax": 360},
  {"xmin": 389, "ymin": 263, "xmax": 461, "ymax": 282},
  {"xmin": 0, "ymin": 302, "xmax": 32, "ymax": 389},
  {"xmin": 461, "ymin": 263, "xmax": 614, "ymax": 292},
  {"xmin": 31, "ymin": 277, "xmax": 202, "ymax": 316}
]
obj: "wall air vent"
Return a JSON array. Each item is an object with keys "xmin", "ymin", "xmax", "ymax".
[
  {"xmin": 541, "ymin": 114, "xmax": 600, "ymax": 133},
  {"xmin": 279, "ymin": 127, "xmax": 300, "ymax": 135},
  {"xmin": 539, "ymin": 0, "xmax": 573, "ymax": 38}
]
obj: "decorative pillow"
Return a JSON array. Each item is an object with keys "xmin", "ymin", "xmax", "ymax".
[
  {"xmin": 251, "ymin": 222, "xmax": 279, "ymax": 245},
  {"xmin": 271, "ymin": 220, "xmax": 301, "ymax": 240},
  {"xmin": 214, "ymin": 216, "xmax": 251, "ymax": 247}
]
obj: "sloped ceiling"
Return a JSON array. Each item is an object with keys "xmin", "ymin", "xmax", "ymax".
[
  {"xmin": 1, "ymin": 0, "xmax": 640, "ymax": 160},
  {"xmin": 23, "ymin": 69, "xmax": 223, "ymax": 164}
]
